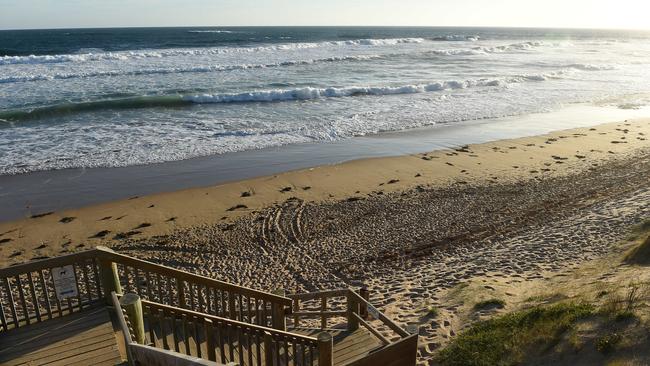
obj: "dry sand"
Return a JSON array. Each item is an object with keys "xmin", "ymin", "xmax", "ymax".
[{"xmin": 1, "ymin": 118, "xmax": 650, "ymax": 365}]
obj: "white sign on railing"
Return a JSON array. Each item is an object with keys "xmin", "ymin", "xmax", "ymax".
[{"xmin": 52, "ymin": 265, "xmax": 78, "ymax": 301}]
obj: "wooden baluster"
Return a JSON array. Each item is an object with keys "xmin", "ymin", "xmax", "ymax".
[
  {"xmin": 193, "ymin": 315, "xmax": 202, "ymax": 358},
  {"xmin": 293, "ymin": 298, "xmax": 300, "ymax": 328},
  {"xmin": 91, "ymin": 258, "xmax": 103, "ymax": 299},
  {"xmin": 248, "ymin": 297, "xmax": 253, "ymax": 324},
  {"xmin": 320, "ymin": 296, "xmax": 327, "ymax": 329},
  {"xmin": 247, "ymin": 331, "xmax": 254, "ymax": 366},
  {"xmin": 15, "ymin": 275, "xmax": 29, "ymax": 325},
  {"xmin": 262, "ymin": 300, "xmax": 269, "ymax": 327},
  {"xmin": 171, "ymin": 309, "xmax": 180, "ymax": 353},
  {"xmin": 178, "ymin": 280, "xmax": 186, "ymax": 309},
  {"xmin": 158, "ymin": 308, "xmax": 169, "ymax": 350},
  {"xmin": 292, "ymin": 339, "xmax": 297, "ymax": 366},
  {"xmin": 255, "ymin": 332, "xmax": 262, "ymax": 366},
  {"xmin": 27, "ymin": 273, "xmax": 41, "ymax": 322},
  {"xmin": 198, "ymin": 285, "xmax": 205, "ymax": 313},
  {"xmin": 134, "ymin": 268, "xmax": 142, "ymax": 296},
  {"xmin": 237, "ymin": 325, "xmax": 244, "ymax": 365},
  {"xmin": 227, "ymin": 324, "xmax": 235, "ymax": 362},
  {"xmin": 217, "ymin": 321, "xmax": 227, "ymax": 363},
  {"xmin": 166, "ymin": 277, "xmax": 173, "ymax": 306},
  {"xmin": 220, "ymin": 290, "xmax": 227, "ymax": 318},
  {"xmin": 228, "ymin": 292, "xmax": 236, "ymax": 320},
  {"xmin": 145, "ymin": 271, "xmax": 152, "ymax": 300},
  {"xmin": 148, "ymin": 308, "xmax": 157, "ymax": 347},
  {"xmin": 0, "ymin": 281, "xmax": 8, "ymax": 330},
  {"xmin": 48, "ymin": 269, "xmax": 63, "ymax": 317},
  {"xmin": 182, "ymin": 313, "xmax": 190, "ymax": 355},
  {"xmin": 205, "ymin": 318, "xmax": 217, "ymax": 362},
  {"xmin": 81, "ymin": 263, "xmax": 93, "ymax": 304},
  {"xmin": 238, "ymin": 294, "xmax": 244, "ymax": 322},
  {"xmin": 72, "ymin": 264, "xmax": 83, "ymax": 310},
  {"xmin": 264, "ymin": 332, "xmax": 274, "ymax": 366},
  {"xmin": 188, "ymin": 283, "xmax": 195, "ymax": 311}
]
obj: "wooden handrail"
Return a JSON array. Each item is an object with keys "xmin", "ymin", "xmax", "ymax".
[{"xmin": 0, "ymin": 250, "xmax": 99, "ymax": 278}]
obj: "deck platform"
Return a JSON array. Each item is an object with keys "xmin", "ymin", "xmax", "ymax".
[
  {"xmin": 294, "ymin": 328, "xmax": 382, "ymax": 365},
  {"xmin": 0, "ymin": 306, "xmax": 124, "ymax": 366}
]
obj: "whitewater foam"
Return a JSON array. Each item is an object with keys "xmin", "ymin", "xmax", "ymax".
[
  {"xmin": 0, "ymin": 55, "xmax": 381, "ymax": 84},
  {"xmin": 0, "ymin": 38, "xmax": 423, "ymax": 66},
  {"xmin": 185, "ymin": 73, "xmax": 563, "ymax": 104}
]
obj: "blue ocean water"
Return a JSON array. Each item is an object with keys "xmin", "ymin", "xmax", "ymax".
[{"xmin": 1, "ymin": 27, "xmax": 649, "ymax": 175}]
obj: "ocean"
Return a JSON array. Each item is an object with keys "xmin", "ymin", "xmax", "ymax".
[{"xmin": 1, "ymin": 26, "xmax": 650, "ymax": 176}]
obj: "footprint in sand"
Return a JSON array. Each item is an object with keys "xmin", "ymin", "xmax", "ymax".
[
  {"xmin": 134, "ymin": 223, "xmax": 152, "ymax": 229},
  {"xmin": 227, "ymin": 204, "xmax": 248, "ymax": 211},
  {"xmin": 59, "ymin": 216, "xmax": 76, "ymax": 224},
  {"xmin": 280, "ymin": 186, "xmax": 292, "ymax": 193},
  {"xmin": 241, "ymin": 191, "xmax": 252, "ymax": 197},
  {"xmin": 9, "ymin": 251, "xmax": 23, "ymax": 258},
  {"xmin": 90, "ymin": 230, "xmax": 111, "ymax": 239},
  {"xmin": 166, "ymin": 217, "xmax": 177, "ymax": 222},
  {"xmin": 0, "ymin": 238, "xmax": 12, "ymax": 244},
  {"xmin": 148, "ymin": 204, "xmax": 155, "ymax": 208},
  {"xmin": 302, "ymin": 186, "xmax": 312, "ymax": 191},
  {"xmin": 35, "ymin": 243, "xmax": 47, "ymax": 249},
  {"xmin": 31, "ymin": 212, "xmax": 54, "ymax": 219},
  {"xmin": 100, "ymin": 216, "xmax": 112, "ymax": 221},
  {"xmin": 387, "ymin": 179, "xmax": 400, "ymax": 184}
]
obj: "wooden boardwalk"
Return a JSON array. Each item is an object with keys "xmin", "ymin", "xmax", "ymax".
[
  {"xmin": 0, "ymin": 306, "xmax": 124, "ymax": 366},
  {"xmin": 294, "ymin": 328, "xmax": 382, "ymax": 365}
]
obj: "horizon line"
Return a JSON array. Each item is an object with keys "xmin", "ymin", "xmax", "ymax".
[{"xmin": 1, "ymin": 24, "xmax": 649, "ymax": 32}]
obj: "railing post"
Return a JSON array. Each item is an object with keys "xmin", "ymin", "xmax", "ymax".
[
  {"xmin": 359, "ymin": 287, "xmax": 369, "ymax": 320},
  {"xmin": 120, "ymin": 293, "xmax": 146, "ymax": 345},
  {"xmin": 97, "ymin": 247, "xmax": 122, "ymax": 304},
  {"xmin": 317, "ymin": 332, "xmax": 333, "ymax": 366},
  {"xmin": 346, "ymin": 289, "xmax": 359, "ymax": 331},
  {"xmin": 272, "ymin": 289, "xmax": 287, "ymax": 331},
  {"xmin": 205, "ymin": 319, "xmax": 217, "ymax": 362},
  {"xmin": 264, "ymin": 332, "xmax": 274, "ymax": 366}
]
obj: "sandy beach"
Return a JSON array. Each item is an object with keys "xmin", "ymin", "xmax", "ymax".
[{"xmin": 1, "ymin": 118, "xmax": 649, "ymax": 363}]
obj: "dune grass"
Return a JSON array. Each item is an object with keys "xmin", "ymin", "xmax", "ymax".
[{"xmin": 436, "ymin": 302, "xmax": 594, "ymax": 366}]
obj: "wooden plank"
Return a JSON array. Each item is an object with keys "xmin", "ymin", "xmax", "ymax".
[
  {"xmin": 4, "ymin": 278, "xmax": 18, "ymax": 329},
  {"xmin": 27, "ymin": 273, "xmax": 42, "ymax": 323},
  {"xmin": 344, "ymin": 334, "xmax": 418, "ymax": 366},
  {"xmin": 37, "ymin": 270, "xmax": 52, "ymax": 320}
]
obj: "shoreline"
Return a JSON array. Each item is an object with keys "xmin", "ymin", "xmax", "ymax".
[
  {"xmin": 1, "ymin": 103, "xmax": 649, "ymax": 222},
  {"xmin": 0, "ymin": 117, "xmax": 648, "ymax": 268}
]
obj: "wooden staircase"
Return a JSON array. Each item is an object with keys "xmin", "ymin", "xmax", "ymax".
[{"xmin": 0, "ymin": 247, "xmax": 418, "ymax": 366}]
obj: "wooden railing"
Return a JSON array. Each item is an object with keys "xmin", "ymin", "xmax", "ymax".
[
  {"xmin": 0, "ymin": 250, "xmax": 104, "ymax": 330},
  {"xmin": 104, "ymin": 250, "xmax": 291, "ymax": 330},
  {"xmin": 0, "ymin": 247, "xmax": 292, "ymax": 332},
  {"xmin": 288, "ymin": 288, "xmax": 410, "ymax": 346},
  {"xmin": 137, "ymin": 299, "xmax": 328, "ymax": 366}
]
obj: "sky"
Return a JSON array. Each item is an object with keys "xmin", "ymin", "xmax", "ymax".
[{"xmin": 1, "ymin": 0, "xmax": 649, "ymax": 30}]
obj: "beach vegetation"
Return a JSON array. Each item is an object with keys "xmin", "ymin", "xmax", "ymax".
[
  {"xmin": 436, "ymin": 302, "xmax": 594, "ymax": 366},
  {"xmin": 473, "ymin": 298, "xmax": 505, "ymax": 310}
]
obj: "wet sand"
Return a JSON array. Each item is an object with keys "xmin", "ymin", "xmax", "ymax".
[{"xmin": 1, "ymin": 118, "xmax": 649, "ymax": 364}]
